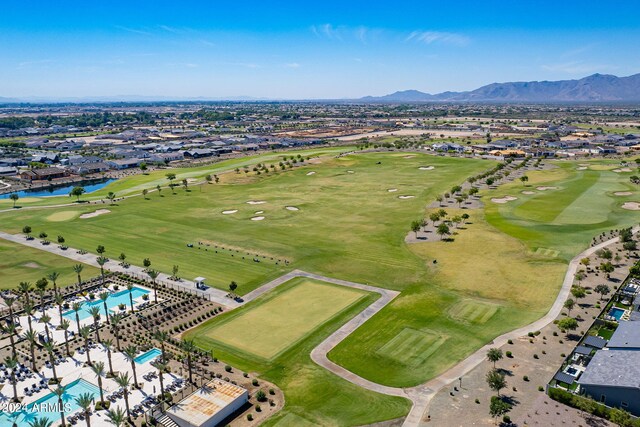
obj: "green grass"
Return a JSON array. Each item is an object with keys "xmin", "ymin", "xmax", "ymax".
[
  {"xmin": 448, "ymin": 299, "xmax": 499, "ymax": 324},
  {"xmin": 192, "ymin": 279, "xmax": 367, "ymax": 360},
  {"xmin": 375, "ymin": 328, "xmax": 448, "ymax": 367},
  {"xmin": 185, "ymin": 277, "xmax": 411, "ymax": 426},
  {"xmin": 0, "ymin": 239, "xmax": 99, "ymax": 289}
]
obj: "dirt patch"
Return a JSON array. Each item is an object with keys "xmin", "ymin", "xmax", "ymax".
[
  {"xmin": 622, "ymin": 202, "xmax": 640, "ymax": 211},
  {"xmin": 614, "ymin": 191, "xmax": 633, "ymax": 196},
  {"xmin": 491, "ymin": 196, "xmax": 518, "ymax": 204},
  {"xmin": 246, "ymin": 200, "xmax": 266, "ymax": 205},
  {"xmin": 251, "ymin": 216, "xmax": 266, "ymax": 221},
  {"xmin": 536, "ymin": 186, "xmax": 558, "ymax": 191},
  {"xmin": 22, "ymin": 262, "xmax": 41, "ymax": 269},
  {"xmin": 222, "ymin": 210, "xmax": 238, "ymax": 214},
  {"xmin": 398, "ymin": 195, "xmax": 415, "ymax": 199},
  {"xmin": 79, "ymin": 209, "xmax": 110, "ymax": 219},
  {"xmin": 285, "ymin": 206, "xmax": 299, "ymax": 211}
]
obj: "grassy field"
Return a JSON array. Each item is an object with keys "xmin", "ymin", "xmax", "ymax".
[
  {"xmin": 0, "ymin": 151, "xmax": 490, "ymax": 294},
  {"xmin": 0, "ymin": 239, "xmax": 99, "ymax": 289},
  {"xmin": 484, "ymin": 159, "xmax": 639, "ymax": 259},
  {"xmin": 185, "ymin": 277, "xmax": 411, "ymax": 426},
  {"xmin": 191, "ymin": 279, "xmax": 367, "ymax": 360}
]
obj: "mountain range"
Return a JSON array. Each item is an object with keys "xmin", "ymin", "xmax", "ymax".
[{"xmin": 359, "ymin": 73, "xmax": 640, "ymax": 103}]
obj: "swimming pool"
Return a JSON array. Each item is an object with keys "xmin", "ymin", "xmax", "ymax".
[
  {"xmin": 63, "ymin": 286, "xmax": 149, "ymax": 321},
  {"xmin": 135, "ymin": 348, "xmax": 162, "ymax": 364},
  {"xmin": 0, "ymin": 178, "xmax": 117, "ymax": 199},
  {"xmin": 609, "ymin": 307, "xmax": 626, "ymax": 321},
  {"xmin": 0, "ymin": 378, "xmax": 100, "ymax": 425}
]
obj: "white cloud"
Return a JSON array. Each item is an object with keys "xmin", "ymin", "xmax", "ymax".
[
  {"xmin": 406, "ymin": 31, "xmax": 470, "ymax": 46},
  {"xmin": 115, "ymin": 25, "xmax": 152, "ymax": 36}
]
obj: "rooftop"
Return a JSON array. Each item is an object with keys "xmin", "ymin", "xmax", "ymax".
[
  {"xmin": 607, "ymin": 321, "xmax": 640, "ymax": 349},
  {"xmin": 578, "ymin": 350, "xmax": 640, "ymax": 389},
  {"xmin": 166, "ymin": 379, "xmax": 247, "ymax": 426}
]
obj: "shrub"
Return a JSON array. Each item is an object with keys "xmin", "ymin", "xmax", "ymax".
[
  {"xmin": 255, "ymin": 404, "xmax": 261, "ymax": 412},
  {"xmin": 507, "ymin": 339, "xmax": 513, "ymax": 345},
  {"xmin": 225, "ymin": 365, "xmax": 232, "ymax": 372},
  {"xmin": 533, "ymin": 354, "xmax": 539, "ymax": 360},
  {"xmin": 247, "ymin": 414, "xmax": 253, "ymax": 421},
  {"xmin": 256, "ymin": 390, "xmax": 267, "ymax": 402},
  {"xmin": 252, "ymin": 379, "xmax": 259, "ymax": 386},
  {"xmin": 503, "ymin": 415, "xmax": 511, "ymax": 424},
  {"xmin": 243, "ymin": 372, "xmax": 249, "ymax": 378},
  {"xmin": 538, "ymin": 386, "xmax": 544, "ymax": 392},
  {"xmin": 523, "ymin": 375, "xmax": 529, "ymax": 381},
  {"xmin": 475, "ymin": 398, "xmax": 480, "ymax": 404},
  {"xmin": 269, "ymin": 388, "xmax": 275, "ymax": 395},
  {"xmin": 506, "ymin": 351, "xmax": 513, "ymax": 358}
]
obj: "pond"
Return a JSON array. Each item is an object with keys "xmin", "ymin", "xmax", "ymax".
[{"xmin": 0, "ymin": 178, "xmax": 117, "ymax": 199}]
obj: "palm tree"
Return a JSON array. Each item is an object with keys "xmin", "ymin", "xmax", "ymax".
[
  {"xmin": 47, "ymin": 271, "xmax": 60, "ymax": 297},
  {"xmin": 23, "ymin": 301, "xmax": 35, "ymax": 336},
  {"xmin": 19, "ymin": 281, "xmax": 33, "ymax": 304},
  {"xmin": 5, "ymin": 356, "xmax": 19, "ymax": 402},
  {"xmin": 90, "ymin": 361, "xmax": 106, "ymax": 406},
  {"xmin": 61, "ymin": 319, "xmax": 71, "ymax": 357},
  {"xmin": 123, "ymin": 346, "xmax": 139, "ymax": 389},
  {"xmin": 75, "ymin": 392, "xmax": 94, "ymax": 427},
  {"xmin": 96, "ymin": 256, "xmax": 108, "ymax": 284},
  {"xmin": 99, "ymin": 291, "xmax": 110, "ymax": 324},
  {"xmin": 126, "ymin": 283, "xmax": 135, "ymax": 313},
  {"xmin": 147, "ymin": 269, "xmax": 159, "ymax": 303},
  {"xmin": 42, "ymin": 341, "xmax": 59, "ymax": 384},
  {"xmin": 28, "ymin": 418, "xmax": 54, "ymax": 427},
  {"xmin": 80, "ymin": 326, "xmax": 92, "ymax": 365},
  {"xmin": 73, "ymin": 264, "xmax": 84, "ymax": 287},
  {"xmin": 24, "ymin": 329, "xmax": 38, "ymax": 371},
  {"xmin": 102, "ymin": 338, "xmax": 115, "ymax": 376},
  {"xmin": 52, "ymin": 385, "xmax": 67, "ymax": 427},
  {"xmin": 40, "ymin": 314, "xmax": 52, "ymax": 342},
  {"xmin": 35, "ymin": 278, "xmax": 48, "ymax": 314},
  {"xmin": 54, "ymin": 293, "xmax": 65, "ymax": 326},
  {"xmin": 153, "ymin": 329, "xmax": 169, "ymax": 361},
  {"xmin": 182, "ymin": 340, "xmax": 196, "ymax": 384},
  {"xmin": 72, "ymin": 301, "xmax": 83, "ymax": 335},
  {"xmin": 106, "ymin": 406, "xmax": 127, "ymax": 427},
  {"xmin": 2, "ymin": 323, "xmax": 18, "ymax": 358},
  {"xmin": 110, "ymin": 313, "xmax": 123, "ymax": 351},
  {"xmin": 151, "ymin": 360, "xmax": 167, "ymax": 403},
  {"xmin": 88, "ymin": 306, "xmax": 101, "ymax": 343},
  {"xmin": 114, "ymin": 373, "xmax": 132, "ymax": 422}
]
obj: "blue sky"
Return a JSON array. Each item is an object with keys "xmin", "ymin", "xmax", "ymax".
[{"xmin": 1, "ymin": 1, "xmax": 639, "ymax": 99}]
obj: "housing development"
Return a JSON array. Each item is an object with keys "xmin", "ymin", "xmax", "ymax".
[{"xmin": 1, "ymin": 2, "xmax": 640, "ymax": 427}]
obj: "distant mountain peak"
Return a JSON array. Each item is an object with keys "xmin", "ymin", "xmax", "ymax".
[{"xmin": 360, "ymin": 73, "xmax": 640, "ymax": 103}]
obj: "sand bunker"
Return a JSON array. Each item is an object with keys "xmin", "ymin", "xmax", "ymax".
[
  {"xmin": 614, "ymin": 191, "xmax": 633, "ymax": 196},
  {"xmin": 251, "ymin": 216, "xmax": 266, "ymax": 221},
  {"xmin": 579, "ymin": 163, "xmax": 589, "ymax": 166},
  {"xmin": 491, "ymin": 196, "xmax": 518, "ymax": 204},
  {"xmin": 222, "ymin": 210, "xmax": 238, "ymax": 214},
  {"xmin": 254, "ymin": 210, "xmax": 264, "ymax": 214},
  {"xmin": 388, "ymin": 188, "xmax": 398, "ymax": 192},
  {"xmin": 613, "ymin": 168, "xmax": 632, "ymax": 173},
  {"xmin": 187, "ymin": 178, "xmax": 198, "ymax": 183},
  {"xmin": 285, "ymin": 206, "xmax": 299, "ymax": 211},
  {"xmin": 522, "ymin": 191, "xmax": 536, "ymax": 195},
  {"xmin": 79, "ymin": 209, "xmax": 110, "ymax": 219},
  {"xmin": 576, "ymin": 167, "xmax": 587, "ymax": 170},
  {"xmin": 46, "ymin": 211, "xmax": 79, "ymax": 222},
  {"xmin": 246, "ymin": 200, "xmax": 266, "ymax": 205},
  {"xmin": 347, "ymin": 170, "xmax": 355, "ymax": 174},
  {"xmin": 306, "ymin": 171, "xmax": 316, "ymax": 176},
  {"xmin": 536, "ymin": 186, "xmax": 558, "ymax": 191},
  {"xmin": 621, "ymin": 202, "xmax": 640, "ymax": 211},
  {"xmin": 398, "ymin": 195, "xmax": 415, "ymax": 199},
  {"xmin": 418, "ymin": 166, "xmax": 435, "ymax": 170}
]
